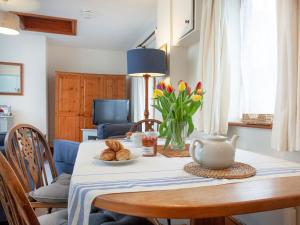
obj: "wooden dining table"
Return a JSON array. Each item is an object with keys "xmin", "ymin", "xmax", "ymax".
[
  {"xmin": 70, "ymin": 140, "xmax": 300, "ymax": 225},
  {"xmin": 93, "ymin": 175, "xmax": 300, "ymax": 224}
]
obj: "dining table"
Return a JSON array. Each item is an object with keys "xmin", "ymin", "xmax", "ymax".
[{"xmin": 68, "ymin": 139, "xmax": 300, "ymax": 225}]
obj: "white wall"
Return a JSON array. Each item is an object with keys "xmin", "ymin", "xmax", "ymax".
[
  {"xmin": 0, "ymin": 33, "xmax": 47, "ymax": 133},
  {"xmin": 47, "ymin": 44, "xmax": 127, "ymax": 142}
]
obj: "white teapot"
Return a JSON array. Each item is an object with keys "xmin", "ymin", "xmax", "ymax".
[{"xmin": 189, "ymin": 135, "xmax": 239, "ymax": 169}]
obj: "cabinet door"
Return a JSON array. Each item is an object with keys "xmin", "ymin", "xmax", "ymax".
[
  {"xmin": 56, "ymin": 73, "xmax": 81, "ymax": 115},
  {"xmin": 81, "ymin": 75, "xmax": 104, "ymax": 117},
  {"xmin": 55, "ymin": 73, "xmax": 81, "ymax": 141},
  {"xmin": 103, "ymin": 76, "xmax": 126, "ymax": 99},
  {"xmin": 55, "ymin": 115, "xmax": 81, "ymax": 141},
  {"xmin": 115, "ymin": 77, "xmax": 126, "ymax": 99},
  {"xmin": 172, "ymin": 0, "xmax": 194, "ymax": 42}
]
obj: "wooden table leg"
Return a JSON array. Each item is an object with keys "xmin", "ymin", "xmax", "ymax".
[{"xmin": 191, "ymin": 217, "xmax": 225, "ymax": 225}]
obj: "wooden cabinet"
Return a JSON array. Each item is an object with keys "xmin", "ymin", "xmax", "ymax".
[{"xmin": 55, "ymin": 72, "xmax": 126, "ymax": 142}]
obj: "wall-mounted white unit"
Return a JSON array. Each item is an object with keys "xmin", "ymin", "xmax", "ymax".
[
  {"xmin": 0, "ymin": 116, "xmax": 13, "ymax": 133},
  {"xmin": 172, "ymin": 0, "xmax": 201, "ymax": 46}
]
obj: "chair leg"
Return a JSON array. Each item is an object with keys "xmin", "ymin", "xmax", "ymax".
[
  {"xmin": 149, "ymin": 218, "xmax": 163, "ymax": 225},
  {"xmin": 167, "ymin": 219, "xmax": 171, "ymax": 225}
]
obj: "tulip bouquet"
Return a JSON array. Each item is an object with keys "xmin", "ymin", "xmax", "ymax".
[{"xmin": 153, "ymin": 80, "xmax": 204, "ymax": 150}]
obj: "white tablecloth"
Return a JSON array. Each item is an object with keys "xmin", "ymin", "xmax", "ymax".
[{"xmin": 68, "ymin": 140, "xmax": 300, "ymax": 225}]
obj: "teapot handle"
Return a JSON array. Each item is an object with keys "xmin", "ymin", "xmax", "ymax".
[{"xmin": 191, "ymin": 139, "xmax": 204, "ymax": 165}]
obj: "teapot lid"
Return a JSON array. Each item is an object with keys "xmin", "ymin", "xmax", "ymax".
[{"xmin": 204, "ymin": 135, "xmax": 228, "ymax": 142}]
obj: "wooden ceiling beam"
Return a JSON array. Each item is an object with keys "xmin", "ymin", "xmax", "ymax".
[{"xmin": 12, "ymin": 12, "xmax": 77, "ymax": 36}]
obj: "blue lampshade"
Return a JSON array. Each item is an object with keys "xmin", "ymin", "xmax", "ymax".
[{"xmin": 127, "ymin": 48, "xmax": 166, "ymax": 77}]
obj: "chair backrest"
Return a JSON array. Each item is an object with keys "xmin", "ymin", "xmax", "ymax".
[
  {"xmin": 130, "ymin": 119, "xmax": 162, "ymax": 132},
  {"xmin": 0, "ymin": 152, "xmax": 40, "ymax": 225},
  {"xmin": 5, "ymin": 124, "xmax": 57, "ymax": 192}
]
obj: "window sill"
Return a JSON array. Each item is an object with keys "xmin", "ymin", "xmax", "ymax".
[{"xmin": 228, "ymin": 122, "xmax": 272, "ymax": 129}]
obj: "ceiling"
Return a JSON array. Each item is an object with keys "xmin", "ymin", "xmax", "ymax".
[{"xmin": 23, "ymin": 0, "xmax": 157, "ymax": 50}]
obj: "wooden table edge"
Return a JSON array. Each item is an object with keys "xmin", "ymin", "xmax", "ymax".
[{"xmin": 93, "ymin": 176, "xmax": 300, "ymax": 219}]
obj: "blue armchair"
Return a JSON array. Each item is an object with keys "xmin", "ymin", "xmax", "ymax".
[
  {"xmin": 0, "ymin": 132, "xmax": 6, "ymax": 222},
  {"xmin": 0, "ymin": 132, "xmax": 6, "ymax": 156},
  {"xmin": 97, "ymin": 123, "xmax": 135, "ymax": 139},
  {"xmin": 53, "ymin": 140, "xmax": 80, "ymax": 175}
]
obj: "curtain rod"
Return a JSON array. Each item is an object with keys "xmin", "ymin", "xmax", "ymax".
[{"xmin": 136, "ymin": 31, "xmax": 155, "ymax": 48}]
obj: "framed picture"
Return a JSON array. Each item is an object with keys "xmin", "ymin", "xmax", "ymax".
[{"xmin": 0, "ymin": 62, "xmax": 24, "ymax": 95}]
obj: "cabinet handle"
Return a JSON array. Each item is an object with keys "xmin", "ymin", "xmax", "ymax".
[{"xmin": 185, "ymin": 19, "xmax": 190, "ymax": 24}]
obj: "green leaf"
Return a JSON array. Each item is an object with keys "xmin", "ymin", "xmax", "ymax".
[{"xmin": 187, "ymin": 116, "xmax": 194, "ymax": 136}]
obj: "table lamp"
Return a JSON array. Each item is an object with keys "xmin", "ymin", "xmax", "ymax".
[{"xmin": 127, "ymin": 48, "xmax": 166, "ymax": 120}]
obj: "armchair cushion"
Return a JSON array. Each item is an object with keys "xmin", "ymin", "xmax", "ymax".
[
  {"xmin": 29, "ymin": 173, "xmax": 71, "ymax": 203},
  {"xmin": 0, "ymin": 132, "xmax": 5, "ymax": 146},
  {"xmin": 97, "ymin": 123, "xmax": 135, "ymax": 139},
  {"xmin": 0, "ymin": 132, "xmax": 6, "ymax": 156},
  {"xmin": 53, "ymin": 140, "xmax": 80, "ymax": 175}
]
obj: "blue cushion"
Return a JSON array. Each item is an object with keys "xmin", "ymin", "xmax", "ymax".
[
  {"xmin": 0, "ymin": 146, "xmax": 5, "ymax": 157},
  {"xmin": 0, "ymin": 132, "xmax": 6, "ymax": 147},
  {"xmin": 97, "ymin": 123, "xmax": 134, "ymax": 139},
  {"xmin": 53, "ymin": 140, "xmax": 80, "ymax": 175},
  {"xmin": 0, "ymin": 135, "xmax": 6, "ymax": 222},
  {"xmin": 89, "ymin": 211, "xmax": 153, "ymax": 225}
]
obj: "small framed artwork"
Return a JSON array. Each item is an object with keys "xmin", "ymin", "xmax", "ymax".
[{"xmin": 0, "ymin": 62, "xmax": 24, "ymax": 95}]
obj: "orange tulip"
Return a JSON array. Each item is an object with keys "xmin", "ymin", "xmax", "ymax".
[{"xmin": 197, "ymin": 89, "xmax": 203, "ymax": 95}]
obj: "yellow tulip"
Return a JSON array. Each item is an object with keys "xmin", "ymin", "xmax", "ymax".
[
  {"xmin": 154, "ymin": 89, "xmax": 164, "ymax": 97},
  {"xmin": 192, "ymin": 94, "xmax": 202, "ymax": 102},
  {"xmin": 178, "ymin": 81, "xmax": 186, "ymax": 92},
  {"xmin": 152, "ymin": 92, "xmax": 158, "ymax": 99}
]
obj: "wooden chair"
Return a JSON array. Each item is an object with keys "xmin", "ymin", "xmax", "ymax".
[
  {"xmin": 0, "ymin": 151, "xmax": 159, "ymax": 225},
  {"xmin": 4, "ymin": 124, "xmax": 67, "ymax": 209},
  {"xmin": 0, "ymin": 151, "xmax": 42, "ymax": 225},
  {"xmin": 130, "ymin": 119, "xmax": 161, "ymax": 132}
]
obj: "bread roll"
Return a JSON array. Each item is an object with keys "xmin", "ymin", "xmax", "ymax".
[
  {"xmin": 100, "ymin": 149, "xmax": 116, "ymax": 161},
  {"xmin": 105, "ymin": 140, "xmax": 124, "ymax": 152},
  {"xmin": 116, "ymin": 149, "xmax": 131, "ymax": 161}
]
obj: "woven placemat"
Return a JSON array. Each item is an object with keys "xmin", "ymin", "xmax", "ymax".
[
  {"xmin": 184, "ymin": 162, "xmax": 256, "ymax": 179},
  {"xmin": 157, "ymin": 144, "xmax": 190, "ymax": 157}
]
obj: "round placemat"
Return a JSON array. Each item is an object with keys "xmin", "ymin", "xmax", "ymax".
[{"xmin": 184, "ymin": 162, "xmax": 256, "ymax": 179}]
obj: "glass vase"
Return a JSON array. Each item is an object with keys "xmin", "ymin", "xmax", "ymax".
[{"xmin": 170, "ymin": 122, "xmax": 187, "ymax": 150}]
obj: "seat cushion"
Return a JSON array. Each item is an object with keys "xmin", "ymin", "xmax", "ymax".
[
  {"xmin": 89, "ymin": 211, "xmax": 154, "ymax": 225},
  {"xmin": 38, "ymin": 209, "xmax": 68, "ymax": 225},
  {"xmin": 29, "ymin": 173, "xmax": 71, "ymax": 203},
  {"xmin": 39, "ymin": 209, "xmax": 153, "ymax": 225}
]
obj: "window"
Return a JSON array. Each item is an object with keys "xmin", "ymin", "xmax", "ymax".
[{"xmin": 228, "ymin": 0, "xmax": 277, "ymax": 121}]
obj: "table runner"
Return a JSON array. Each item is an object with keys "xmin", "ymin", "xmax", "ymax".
[{"xmin": 68, "ymin": 140, "xmax": 300, "ymax": 225}]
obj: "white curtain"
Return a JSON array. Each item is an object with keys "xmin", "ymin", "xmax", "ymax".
[
  {"xmin": 131, "ymin": 78, "xmax": 145, "ymax": 121},
  {"xmin": 228, "ymin": 0, "xmax": 278, "ymax": 121},
  {"xmin": 131, "ymin": 77, "xmax": 155, "ymax": 122},
  {"xmin": 272, "ymin": 0, "xmax": 300, "ymax": 152},
  {"xmin": 198, "ymin": 0, "xmax": 230, "ymax": 135}
]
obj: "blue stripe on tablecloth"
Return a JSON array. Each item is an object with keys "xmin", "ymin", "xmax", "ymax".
[{"xmin": 68, "ymin": 167, "xmax": 300, "ymax": 225}]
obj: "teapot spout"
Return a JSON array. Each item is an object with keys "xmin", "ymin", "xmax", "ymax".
[{"xmin": 230, "ymin": 135, "xmax": 239, "ymax": 149}]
